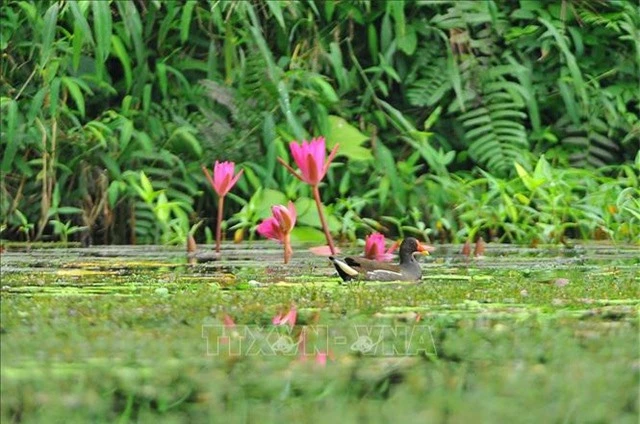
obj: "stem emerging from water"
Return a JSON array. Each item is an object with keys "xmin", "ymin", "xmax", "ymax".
[
  {"xmin": 283, "ymin": 233, "xmax": 292, "ymax": 264},
  {"xmin": 216, "ymin": 195, "xmax": 225, "ymax": 253},
  {"xmin": 312, "ymin": 185, "xmax": 336, "ymax": 255}
]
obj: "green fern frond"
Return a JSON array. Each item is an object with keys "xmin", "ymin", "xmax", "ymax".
[
  {"xmin": 406, "ymin": 57, "xmax": 451, "ymax": 107},
  {"xmin": 560, "ymin": 117, "xmax": 618, "ymax": 167},
  {"xmin": 459, "ymin": 81, "xmax": 529, "ymax": 176}
]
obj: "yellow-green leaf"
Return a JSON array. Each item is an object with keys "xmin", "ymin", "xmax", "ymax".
[{"xmin": 326, "ymin": 115, "xmax": 372, "ymax": 161}]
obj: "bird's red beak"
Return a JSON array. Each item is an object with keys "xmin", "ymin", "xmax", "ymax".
[{"xmin": 416, "ymin": 242, "xmax": 430, "ymax": 255}]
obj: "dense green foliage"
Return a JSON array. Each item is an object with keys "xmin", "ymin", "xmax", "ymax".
[{"xmin": 1, "ymin": 0, "xmax": 639, "ymax": 245}]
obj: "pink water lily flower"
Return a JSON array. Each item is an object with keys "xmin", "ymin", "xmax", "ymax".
[
  {"xmin": 286, "ymin": 137, "xmax": 339, "ymax": 186},
  {"xmin": 314, "ymin": 351, "xmax": 328, "ymax": 366},
  {"xmin": 220, "ymin": 313, "xmax": 237, "ymax": 344},
  {"xmin": 297, "ymin": 327, "xmax": 330, "ymax": 367},
  {"xmin": 272, "ymin": 203, "xmax": 297, "ymax": 234},
  {"xmin": 257, "ymin": 202, "xmax": 297, "ymax": 241},
  {"xmin": 202, "ymin": 161, "xmax": 244, "ymax": 253},
  {"xmin": 277, "ymin": 136, "xmax": 338, "ymax": 255},
  {"xmin": 223, "ymin": 314, "xmax": 236, "ymax": 328},
  {"xmin": 203, "ymin": 161, "xmax": 244, "ymax": 197},
  {"xmin": 364, "ymin": 233, "xmax": 398, "ymax": 262},
  {"xmin": 256, "ymin": 217, "xmax": 283, "ymax": 241},
  {"xmin": 272, "ymin": 306, "xmax": 297, "ymax": 328},
  {"xmin": 257, "ymin": 201, "xmax": 297, "ymax": 264}
]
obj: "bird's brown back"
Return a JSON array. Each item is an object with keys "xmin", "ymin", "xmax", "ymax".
[{"xmin": 344, "ymin": 256, "xmax": 402, "ymax": 273}]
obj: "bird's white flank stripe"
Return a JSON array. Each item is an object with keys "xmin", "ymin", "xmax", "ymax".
[
  {"xmin": 367, "ymin": 270, "xmax": 404, "ymax": 280},
  {"xmin": 333, "ymin": 258, "xmax": 360, "ymax": 276}
]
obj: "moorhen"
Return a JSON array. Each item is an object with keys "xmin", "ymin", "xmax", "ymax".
[{"xmin": 329, "ymin": 237, "xmax": 430, "ymax": 282}]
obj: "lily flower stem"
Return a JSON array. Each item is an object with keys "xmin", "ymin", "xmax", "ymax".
[
  {"xmin": 312, "ymin": 184, "xmax": 336, "ymax": 255},
  {"xmin": 216, "ymin": 195, "xmax": 225, "ymax": 253},
  {"xmin": 284, "ymin": 233, "xmax": 292, "ymax": 264}
]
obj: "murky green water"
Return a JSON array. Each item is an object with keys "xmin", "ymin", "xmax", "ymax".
[{"xmin": 2, "ymin": 242, "xmax": 638, "ymax": 291}]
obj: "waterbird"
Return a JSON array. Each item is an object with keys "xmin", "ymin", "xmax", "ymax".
[{"xmin": 329, "ymin": 237, "xmax": 430, "ymax": 282}]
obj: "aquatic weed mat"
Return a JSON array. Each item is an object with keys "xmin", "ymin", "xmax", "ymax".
[{"xmin": 1, "ymin": 243, "xmax": 638, "ymax": 423}]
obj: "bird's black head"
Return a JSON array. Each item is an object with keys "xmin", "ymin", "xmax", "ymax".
[{"xmin": 399, "ymin": 237, "xmax": 428, "ymax": 263}]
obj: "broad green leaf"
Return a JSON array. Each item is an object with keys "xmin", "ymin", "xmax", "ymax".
[
  {"xmin": 533, "ymin": 154, "xmax": 552, "ymax": 181},
  {"xmin": 311, "ymin": 77, "xmax": 339, "ymax": 104},
  {"xmin": 242, "ymin": 166, "xmax": 262, "ymax": 193},
  {"xmin": 26, "ymin": 88, "xmax": 46, "ymax": 123},
  {"xmin": 207, "ymin": 41, "xmax": 217, "ymax": 79},
  {"xmin": 140, "ymin": 171, "xmax": 154, "ymax": 195},
  {"xmin": 338, "ymin": 170, "xmax": 351, "ymax": 196},
  {"xmin": 324, "ymin": 1, "xmax": 335, "ymax": 20},
  {"xmin": 375, "ymin": 142, "xmax": 404, "ymax": 210},
  {"xmin": 326, "ymin": 115, "xmax": 372, "ymax": 161},
  {"xmin": 17, "ymin": 1, "xmax": 37, "ymax": 21},
  {"xmin": 41, "ymin": 3, "xmax": 59, "ymax": 65},
  {"xmin": 117, "ymin": 1, "xmax": 144, "ymax": 66},
  {"xmin": 294, "ymin": 197, "xmax": 340, "ymax": 232},
  {"xmin": 142, "ymin": 84, "xmax": 152, "ymax": 114},
  {"xmin": 119, "ymin": 118, "xmax": 133, "ymax": 151},
  {"xmin": 262, "ymin": 113, "xmax": 277, "ymax": 181},
  {"xmin": 397, "ymin": 25, "xmax": 417, "ymax": 55},
  {"xmin": 170, "ymin": 127, "xmax": 202, "ymax": 158},
  {"xmin": 539, "ymin": 18, "xmax": 588, "ymax": 110},
  {"xmin": 502, "ymin": 193, "xmax": 518, "ymax": 222},
  {"xmin": 277, "ymin": 81, "xmax": 306, "ymax": 141},
  {"xmin": 379, "ymin": 176, "xmax": 390, "ymax": 207},
  {"xmin": 180, "ymin": 1, "xmax": 196, "ymax": 43},
  {"xmin": 514, "ymin": 161, "xmax": 530, "ymax": 179},
  {"xmin": 246, "ymin": 4, "xmax": 278, "ymax": 81},
  {"xmin": 290, "ymin": 226, "xmax": 326, "ymax": 244},
  {"xmin": 223, "ymin": 21, "xmax": 234, "ymax": 83},
  {"xmin": 156, "ymin": 193, "xmax": 170, "ymax": 222},
  {"xmin": 379, "ymin": 99, "xmax": 416, "ymax": 133},
  {"xmin": 514, "ymin": 161, "xmax": 544, "ymax": 192},
  {"xmin": 156, "ymin": 62, "xmax": 168, "ymax": 98},
  {"xmin": 56, "ymin": 207, "xmax": 83, "ymax": 215},
  {"xmin": 424, "ymin": 106, "xmax": 442, "ymax": 130},
  {"xmin": 558, "ymin": 79, "xmax": 580, "ymax": 125},
  {"xmin": 381, "ymin": 12, "xmax": 392, "ymax": 54},
  {"xmin": 254, "ymin": 189, "xmax": 288, "ymax": 219},
  {"xmin": 164, "ymin": 64, "xmax": 191, "ymax": 90},
  {"xmin": 514, "ymin": 193, "xmax": 530, "ymax": 205},
  {"xmin": 72, "ymin": 23, "xmax": 83, "ymax": 71},
  {"xmin": 69, "ymin": 1, "xmax": 94, "ymax": 45},
  {"xmin": 92, "ymin": 1, "xmax": 112, "ymax": 64},
  {"xmin": 367, "ymin": 24, "xmax": 379, "ymax": 63},
  {"xmin": 390, "ymin": 0, "xmax": 405, "ymax": 38},
  {"xmin": 69, "ymin": 0, "xmax": 94, "ymax": 71},
  {"xmin": 101, "ymin": 155, "xmax": 121, "ymax": 179},
  {"xmin": 265, "ymin": 1, "xmax": 286, "ymax": 30},
  {"xmin": 111, "ymin": 35, "xmax": 132, "ymax": 91},
  {"xmin": 51, "ymin": 183, "xmax": 61, "ymax": 209},
  {"xmin": 49, "ymin": 77, "xmax": 61, "ymax": 117},
  {"xmin": 329, "ymin": 42, "xmax": 348, "ymax": 92},
  {"xmin": 0, "ymin": 99, "xmax": 18, "ymax": 173},
  {"xmin": 402, "ymin": 134, "xmax": 448, "ymax": 177},
  {"xmin": 61, "ymin": 77, "xmax": 85, "ymax": 117}
]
